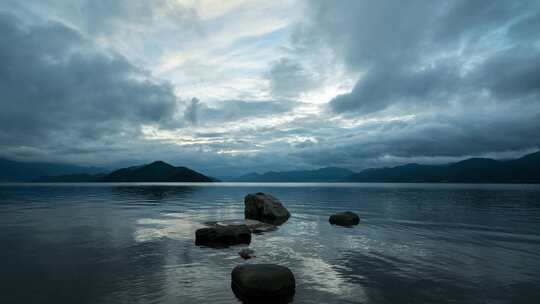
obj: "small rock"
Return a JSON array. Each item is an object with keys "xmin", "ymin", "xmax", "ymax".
[
  {"xmin": 238, "ymin": 248, "xmax": 255, "ymax": 259},
  {"xmin": 231, "ymin": 264, "xmax": 295, "ymax": 302},
  {"xmin": 329, "ymin": 211, "xmax": 360, "ymax": 226},
  {"xmin": 195, "ymin": 225, "xmax": 251, "ymax": 247},
  {"xmin": 244, "ymin": 192, "xmax": 291, "ymax": 225}
]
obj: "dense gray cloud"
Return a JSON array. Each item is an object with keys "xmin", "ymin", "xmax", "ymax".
[
  {"xmin": 302, "ymin": 0, "xmax": 540, "ymax": 114},
  {"xmin": 304, "ymin": 1, "xmax": 436, "ymax": 68},
  {"xmin": 330, "ymin": 61, "xmax": 461, "ymax": 114},
  {"xmin": 472, "ymin": 46, "xmax": 540, "ymax": 99},
  {"xmin": 259, "ymin": 0, "xmax": 540, "ymax": 168},
  {"xmin": 1, "ymin": 0, "xmax": 540, "ymax": 175},
  {"xmin": 299, "ymin": 109, "xmax": 540, "ymax": 170},
  {"xmin": 0, "ymin": 12, "xmax": 180, "ymax": 153},
  {"xmin": 0, "ymin": 0, "xmax": 202, "ymax": 71}
]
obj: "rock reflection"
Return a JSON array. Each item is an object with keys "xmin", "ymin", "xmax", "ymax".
[{"xmin": 135, "ymin": 214, "xmax": 205, "ymax": 242}]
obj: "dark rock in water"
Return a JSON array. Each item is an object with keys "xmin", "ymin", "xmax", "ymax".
[
  {"xmin": 231, "ymin": 264, "xmax": 295, "ymax": 302},
  {"xmin": 329, "ymin": 211, "xmax": 360, "ymax": 226},
  {"xmin": 206, "ymin": 219, "xmax": 277, "ymax": 234},
  {"xmin": 244, "ymin": 192, "xmax": 291, "ymax": 225},
  {"xmin": 238, "ymin": 248, "xmax": 255, "ymax": 259},
  {"xmin": 195, "ymin": 225, "xmax": 251, "ymax": 247}
]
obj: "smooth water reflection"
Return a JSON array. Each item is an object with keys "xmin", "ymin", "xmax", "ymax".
[{"xmin": 1, "ymin": 183, "xmax": 540, "ymax": 303}]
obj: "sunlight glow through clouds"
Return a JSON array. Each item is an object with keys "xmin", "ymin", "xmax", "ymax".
[
  {"xmin": 2, "ymin": 0, "xmax": 539, "ymax": 173},
  {"xmin": 155, "ymin": 0, "xmax": 304, "ymax": 102}
]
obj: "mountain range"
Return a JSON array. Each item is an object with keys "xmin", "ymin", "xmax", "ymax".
[
  {"xmin": 32, "ymin": 161, "xmax": 216, "ymax": 182},
  {"xmin": 229, "ymin": 167, "xmax": 355, "ymax": 182},
  {"xmin": 344, "ymin": 151, "xmax": 540, "ymax": 183},
  {"xmin": 228, "ymin": 151, "xmax": 540, "ymax": 183},
  {"xmin": 2, "ymin": 151, "xmax": 540, "ymax": 183}
]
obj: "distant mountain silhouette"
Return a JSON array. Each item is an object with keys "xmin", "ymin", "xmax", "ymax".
[
  {"xmin": 34, "ymin": 161, "xmax": 216, "ymax": 182},
  {"xmin": 0, "ymin": 158, "xmax": 103, "ymax": 182},
  {"xmin": 230, "ymin": 167, "xmax": 355, "ymax": 182},
  {"xmin": 100, "ymin": 161, "xmax": 216, "ymax": 182},
  {"xmin": 345, "ymin": 151, "xmax": 540, "ymax": 183}
]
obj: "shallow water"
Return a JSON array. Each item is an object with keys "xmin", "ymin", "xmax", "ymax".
[{"xmin": 1, "ymin": 183, "xmax": 540, "ymax": 304}]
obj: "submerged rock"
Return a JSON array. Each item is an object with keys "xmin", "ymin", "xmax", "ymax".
[
  {"xmin": 195, "ymin": 225, "xmax": 251, "ymax": 247},
  {"xmin": 238, "ymin": 248, "xmax": 255, "ymax": 259},
  {"xmin": 244, "ymin": 192, "xmax": 291, "ymax": 225},
  {"xmin": 231, "ymin": 264, "xmax": 295, "ymax": 302},
  {"xmin": 329, "ymin": 211, "xmax": 360, "ymax": 226}
]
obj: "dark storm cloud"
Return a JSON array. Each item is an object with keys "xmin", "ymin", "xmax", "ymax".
[
  {"xmin": 330, "ymin": 61, "xmax": 461, "ymax": 114},
  {"xmin": 303, "ymin": 0, "xmax": 540, "ymax": 114},
  {"xmin": 472, "ymin": 47, "xmax": 540, "ymax": 99},
  {"xmin": 290, "ymin": 106, "xmax": 540, "ymax": 170},
  {"xmin": 0, "ymin": 12, "xmax": 180, "ymax": 152},
  {"xmin": 304, "ymin": 0, "xmax": 436, "ymax": 69}
]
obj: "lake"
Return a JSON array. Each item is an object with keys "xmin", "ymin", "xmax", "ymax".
[{"xmin": 1, "ymin": 183, "xmax": 539, "ymax": 303}]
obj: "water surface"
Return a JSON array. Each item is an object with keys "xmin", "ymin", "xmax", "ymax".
[{"xmin": 1, "ymin": 183, "xmax": 539, "ymax": 303}]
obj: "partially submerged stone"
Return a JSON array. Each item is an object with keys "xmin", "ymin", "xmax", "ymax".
[
  {"xmin": 329, "ymin": 211, "xmax": 360, "ymax": 226},
  {"xmin": 206, "ymin": 219, "xmax": 277, "ymax": 234},
  {"xmin": 231, "ymin": 264, "xmax": 295, "ymax": 302},
  {"xmin": 244, "ymin": 192, "xmax": 291, "ymax": 225},
  {"xmin": 238, "ymin": 248, "xmax": 255, "ymax": 260},
  {"xmin": 195, "ymin": 225, "xmax": 251, "ymax": 247}
]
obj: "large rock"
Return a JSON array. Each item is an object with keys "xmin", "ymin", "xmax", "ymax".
[
  {"xmin": 329, "ymin": 211, "xmax": 360, "ymax": 226},
  {"xmin": 195, "ymin": 225, "xmax": 251, "ymax": 247},
  {"xmin": 231, "ymin": 264, "xmax": 295, "ymax": 302},
  {"xmin": 244, "ymin": 192, "xmax": 290, "ymax": 225}
]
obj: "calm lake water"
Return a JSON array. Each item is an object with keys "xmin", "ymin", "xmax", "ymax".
[{"xmin": 1, "ymin": 183, "xmax": 540, "ymax": 304}]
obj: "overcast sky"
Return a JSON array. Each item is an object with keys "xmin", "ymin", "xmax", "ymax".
[{"xmin": 1, "ymin": 0, "xmax": 539, "ymax": 176}]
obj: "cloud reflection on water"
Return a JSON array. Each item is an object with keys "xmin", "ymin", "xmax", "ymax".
[{"xmin": 134, "ymin": 214, "xmax": 204, "ymax": 243}]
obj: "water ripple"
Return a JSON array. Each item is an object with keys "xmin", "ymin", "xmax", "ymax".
[{"xmin": 1, "ymin": 183, "xmax": 540, "ymax": 303}]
